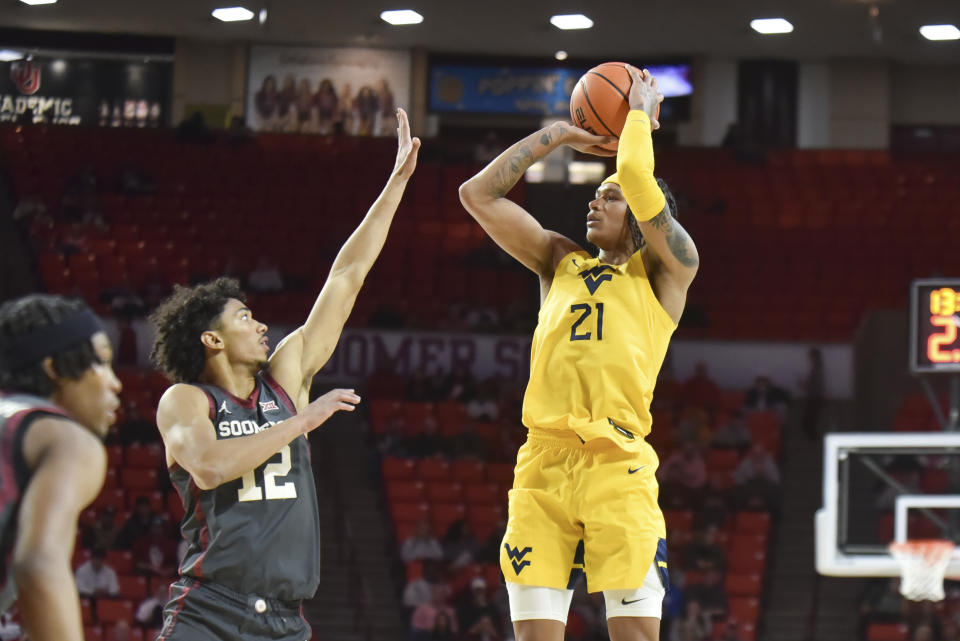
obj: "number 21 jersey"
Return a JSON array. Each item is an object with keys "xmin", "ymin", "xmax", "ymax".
[
  {"xmin": 521, "ymin": 250, "xmax": 676, "ymax": 452},
  {"xmin": 170, "ymin": 371, "xmax": 321, "ymax": 600}
]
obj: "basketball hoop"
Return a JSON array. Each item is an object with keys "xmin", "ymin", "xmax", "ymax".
[{"xmin": 889, "ymin": 539, "xmax": 955, "ymax": 601}]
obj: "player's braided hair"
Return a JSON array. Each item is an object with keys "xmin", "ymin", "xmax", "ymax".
[
  {"xmin": 0, "ymin": 295, "xmax": 100, "ymax": 396},
  {"xmin": 627, "ymin": 177, "xmax": 679, "ymax": 253},
  {"xmin": 149, "ymin": 277, "xmax": 246, "ymax": 384}
]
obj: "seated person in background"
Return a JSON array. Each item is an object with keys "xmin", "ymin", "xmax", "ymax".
[
  {"xmin": 680, "ymin": 362, "xmax": 721, "ymax": 414},
  {"xmin": 117, "ymin": 495, "xmax": 157, "ymax": 549},
  {"xmin": 379, "ymin": 416, "xmax": 413, "ymax": 458},
  {"xmin": 450, "ymin": 420, "xmax": 489, "ymax": 460},
  {"xmin": 132, "ymin": 516, "xmax": 179, "ymax": 577},
  {"xmin": 686, "ymin": 568, "xmax": 727, "ymax": 620},
  {"xmin": 686, "ymin": 524, "xmax": 727, "ymax": 573},
  {"xmin": 424, "ymin": 609, "xmax": 457, "ymax": 641},
  {"xmin": 408, "ymin": 415, "xmax": 448, "ymax": 458},
  {"xmin": 742, "ymin": 373, "xmax": 791, "ymax": 415},
  {"xmin": 676, "ymin": 405, "xmax": 712, "ymax": 446},
  {"xmin": 732, "ymin": 445, "xmax": 781, "ymax": 511},
  {"xmin": 247, "ymin": 256, "xmax": 285, "ymax": 293},
  {"xmin": 401, "ymin": 518, "xmax": 444, "ymax": 564},
  {"xmin": 83, "ymin": 506, "xmax": 120, "ymax": 550},
  {"xmin": 466, "ymin": 379, "xmax": 500, "ymax": 421},
  {"xmin": 669, "ymin": 599, "xmax": 712, "ymax": 641},
  {"xmin": 458, "ymin": 576, "xmax": 503, "ymax": 641},
  {"xmin": 711, "ymin": 410, "xmax": 752, "ymax": 450},
  {"xmin": 693, "ymin": 474, "xmax": 731, "ymax": 529},
  {"xmin": 443, "ymin": 520, "xmax": 481, "ymax": 569},
  {"xmin": 658, "ymin": 440, "xmax": 707, "ymax": 508},
  {"xmin": 74, "ymin": 547, "xmax": 119, "ymax": 598},
  {"xmin": 136, "ymin": 583, "xmax": 169, "ymax": 628},
  {"xmin": 716, "ymin": 618, "xmax": 746, "ymax": 641},
  {"xmin": 411, "ymin": 584, "xmax": 459, "ymax": 641}
]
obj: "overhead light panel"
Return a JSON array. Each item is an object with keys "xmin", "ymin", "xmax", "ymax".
[
  {"xmin": 919, "ymin": 24, "xmax": 960, "ymax": 41},
  {"xmin": 19, "ymin": 0, "xmax": 57, "ymax": 5},
  {"xmin": 750, "ymin": 18, "xmax": 794, "ymax": 34},
  {"xmin": 380, "ymin": 10, "xmax": 423, "ymax": 25},
  {"xmin": 555, "ymin": 50, "xmax": 568, "ymax": 61},
  {"xmin": 212, "ymin": 6, "xmax": 254, "ymax": 22},
  {"xmin": 550, "ymin": 14, "xmax": 593, "ymax": 30},
  {"xmin": 0, "ymin": 50, "xmax": 24, "ymax": 62}
]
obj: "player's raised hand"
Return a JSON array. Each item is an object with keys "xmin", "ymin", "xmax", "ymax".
[
  {"xmin": 625, "ymin": 65, "xmax": 664, "ymax": 131},
  {"xmin": 555, "ymin": 121, "xmax": 617, "ymax": 157},
  {"xmin": 392, "ymin": 108, "xmax": 421, "ymax": 180},
  {"xmin": 301, "ymin": 388, "xmax": 361, "ymax": 432}
]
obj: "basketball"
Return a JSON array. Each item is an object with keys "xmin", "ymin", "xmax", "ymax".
[{"xmin": 569, "ymin": 62, "xmax": 659, "ymax": 151}]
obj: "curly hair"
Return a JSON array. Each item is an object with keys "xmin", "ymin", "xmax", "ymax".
[
  {"xmin": 627, "ymin": 177, "xmax": 679, "ymax": 253},
  {"xmin": 0, "ymin": 294, "xmax": 101, "ymax": 397},
  {"xmin": 149, "ymin": 277, "xmax": 246, "ymax": 384}
]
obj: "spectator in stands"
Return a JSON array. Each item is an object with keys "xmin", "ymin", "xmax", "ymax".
[
  {"xmin": 466, "ymin": 379, "xmax": 499, "ymax": 421},
  {"xmin": 74, "ymin": 546, "xmax": 119, "ymax": 597},
  {"xmin": 458, "ymin": 576, "xmax": 502, "ymax": 641},
  {"xmin": 694, "ymin": 473, "xmax": 732, "ymax": 529},
  {"xmin": 686, "ymin": 569, "xmax": 727, "ymax": 620},
  {"xmin": 442, "ymin": 520, "xmax": 481, "ymax": 569},
  {"xmin": 801, "ymin": 347, "xmax": 825, "ymax": 440},
  {"xmin": 715, "ymin": 618, "xmax": 746, "ymax": 641},
  {"xmin": 711, "ymin": 410, "xmax": 752, "ymax": 451},
  {"xmin": 117, "ymin": 495, "xmax": 157, "ymax": 549},
  {"xmin": 226, "ymin": 115, "xmax": 255, "ymax": 144},
  {"xmin": 669, "ymin": 598, "xmax": 711, "ymax": 641},
  {"xmin": 83, "ymin": 506, "xmax": 120, "ymax": 550},
  {"xmin": 135, "ymin": 582, "xmax": 168, "ymax": 628},
  {"xmin": 450, "ymin": 420, "xmax": 489, "ymax": 460},
  {"xmin": 676, "ymin": 406, "xmax": 712, "ymax": 446},
  {"xmin": 732, "ymin": 445, "xmax": 780, "ymax": 511},
  {"xmin": 380, "ymin": 416, "xmax": 414, "ymax": 458},
  {"xmin": 247, "ymin": 256, "xmax": 285, "ymax": 293},
  {"xmin": 0, "ymin": 610, "xmax": 19, "ymax": 641},
  {"xmin": 658, "ymin": 440, "xmax": 707, "ymax": 508},
  {"xmin": 117, "ymin": 400, "xmax": 159, "ymax": 445},
  {"xmin": 742, "ymin": 374, "xmax": 791, "ymax": 415},
  {"xmin": 176, "ymin": 111, "xmax": 215, "ymax": 143},
  {"xmin": 446, "ymin": 364, "xmax": 476, "ymax": 402},
  {"xmin": 408, "ymin": 415, "xmax": 449, "ymax": 459},
  {"xmin": 404, "ymin": 560, "xmax": 452, "ymax": 614},
  {"xmin": 133, "ymin": 517, "xmax": 179, "ymax": 577},
  {"xmin": 112, "ymin": 620, "xmax": 132, "ymax": 641},
  {"xmin": 427, "ymin": 609, "xmax": 456, "ymax": 641},
  {"xmin": 858, "ymin": 578, "xmax": 905, "ymax": 630},
  {"xmin": 401, "ymin": 519, "xmax": 444, "ymax": 564},
  {"xmin": 680, "ymin": 362, "xmax": 721, "ymax": 414},
  {"xmin": 687, "ymin": 524, "xmax": 727, "ymax": 573},
  {"xmin": 411, "ymin": 583, "xmax": 459, "ymax": 640}
]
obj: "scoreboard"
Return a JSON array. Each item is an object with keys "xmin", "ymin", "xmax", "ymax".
[{"xmin": 910, "ymin": 279, "xmax": 960, "ymax": 373}]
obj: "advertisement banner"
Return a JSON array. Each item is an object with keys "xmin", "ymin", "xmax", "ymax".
[
  {"xmin": 429, "ymin": 63, "xmax": 692, "ymax": 115},
  {"xmin": 0, "ymin": 56, "xmax": 171, "ymax": 127},
  {"xmin": 246, "ymin": 45, "xmax": 411, "ymax": 135}
]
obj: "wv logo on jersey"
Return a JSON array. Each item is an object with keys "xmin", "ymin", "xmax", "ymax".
[
  {"xmin": 504, "ymin": 543, "xmax": 533, "ymax": 575},
  {"xmin": 579, "ymin": 265, "xmax": 615, "ymax": 295}
]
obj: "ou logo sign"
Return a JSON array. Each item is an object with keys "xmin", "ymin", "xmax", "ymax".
[{"xmin": 11, "ymin": 60, "xmax": 41, "ymax": 95}]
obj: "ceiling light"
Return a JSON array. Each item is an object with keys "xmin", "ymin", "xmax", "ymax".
[
  {"xmin": 919, "ymin": 24, "xmax": 960, "ymax": 41},
  {"xmin": 212, "ymin": 6, "xmax": 254, "ymax": 22},
  {"xmin": 550, "ymin": 14, "xmax": 593, "ymax": 30},
  {"xmin": 555, "ymin": 50, "xmax": 568, "ymax": 61},
  {"xmin": 380, "ymin": 9, "xmax": 423, "ymax": 25},
  {"xmin": 0, "ymin": 50, "xmax": 24, "ymax": 62},
  {"xmin": 750, "ymin": 18, "xmax": 794, "ymax": 34},
  {"xmin": 19, "ymin": 0, "xmax": 57, "ymax": 5}
]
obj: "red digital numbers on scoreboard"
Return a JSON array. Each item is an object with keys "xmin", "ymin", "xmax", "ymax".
[{"xmin": 912, "ymin": 280, "xmax": 960, "ymax": 373}]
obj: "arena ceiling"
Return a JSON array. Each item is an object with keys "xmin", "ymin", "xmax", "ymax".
[{"xmin": 0, "ymin": 0, "xmax": 957, "ymax": 63}]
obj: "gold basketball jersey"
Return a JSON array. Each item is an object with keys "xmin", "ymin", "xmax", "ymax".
[{"xmin": 521, "ymin": 250, "xmax": 676, "ymax": 452}]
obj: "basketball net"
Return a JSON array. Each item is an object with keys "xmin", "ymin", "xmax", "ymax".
[{"xmin": 889, "ymin": 539, "xmax": 955, "ymax": 601}]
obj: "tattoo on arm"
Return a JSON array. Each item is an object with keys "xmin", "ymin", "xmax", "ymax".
[
  {"xmin": 487, "ymin": 127, "xmax": 564, "ymax": 199},
  {"xmin": 647, "ymin": 208, "xmax": 699, "ymax": 268}
]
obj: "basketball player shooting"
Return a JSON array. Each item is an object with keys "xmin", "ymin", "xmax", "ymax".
[
  {"xmin": 149, "ymin": 108, "xmax": 419, "ymax": 641},
  {"xmin": 0, "ymin": 295, "xmax": 122, "ymax": 641},
  {"xmin": 459, "ymin": 66, "xmax": 698, "ymax": 641}
]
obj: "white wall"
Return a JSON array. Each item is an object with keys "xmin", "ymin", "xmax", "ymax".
[
  {"xmin": 827, "ymin": 60, "xmax": 890, "ymax": 149},
  {"xmin": 890, "ymin": 63, "xmax": 960, "ymax": 125},
  {"xmin": 797, "ymin": 62, "xmax": 830, "ymax": 148},
  {"xmin": 677, "ymin": 58, "xmax": 738, "ymax": 146}
]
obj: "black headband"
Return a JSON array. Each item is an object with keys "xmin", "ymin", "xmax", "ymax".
[{"xmin": 0, "ymin": 308, "xmax": 104, "ymax": 370}]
